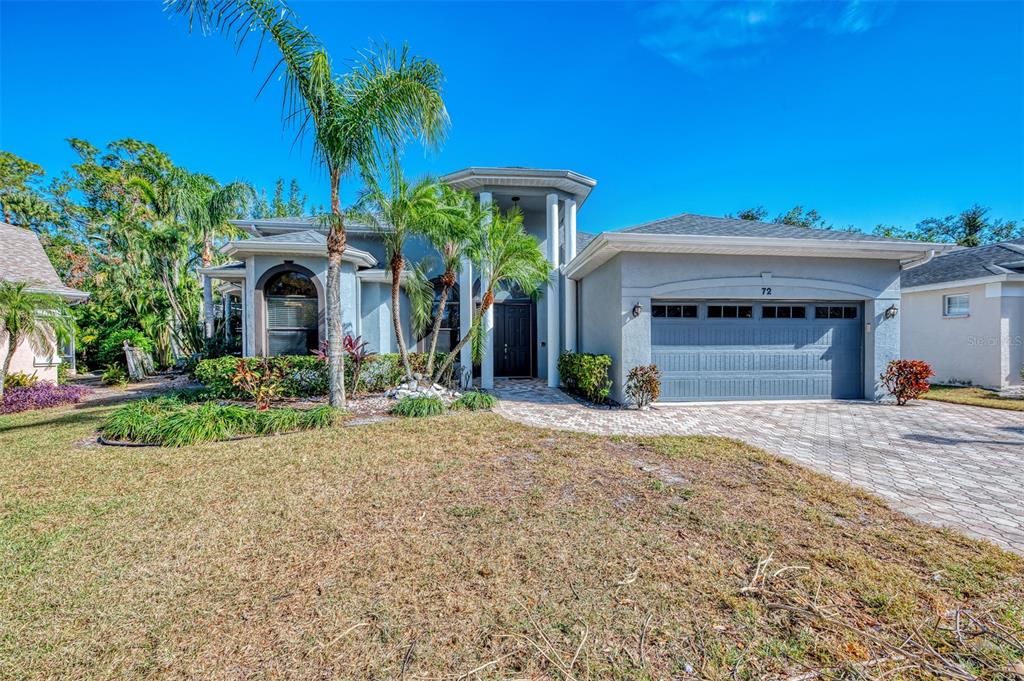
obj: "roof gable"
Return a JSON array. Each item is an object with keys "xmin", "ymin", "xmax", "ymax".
[
  {"xmin": 902, "ymin": 238, "xmax": 1024, "ymax": 288},
  {"xmin": 0, "ymin": 222, "xmax": 88, "ymax": 300},
  {"xmin": 617, "ymin": 212, "xmax": 918, "ymax": 243}
]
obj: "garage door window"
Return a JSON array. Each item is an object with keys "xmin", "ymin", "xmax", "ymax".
[
  {"xmin": 652, "ymin": 304, "xmax": 697, "ymax": 318},
  {"xmin": 815, "ymin": 305, "xmax": 858, "ymax": 319},
  {"xmin": 707, "ymin": 304, "xmax": 753, "ymax": 319},
  {"xmin": 762, "ymin": 305, "xmax": 806, "ymax": 319}
]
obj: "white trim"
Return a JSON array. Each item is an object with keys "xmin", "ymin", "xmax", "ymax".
[
  {"xmin": 624, "ymin": 275, "xmax": 886, "ymax": 300},
  {"xmin": 222, "ymin": 240, "xmax": 378, "ymax": 268},
  {"xmin": 356, "ymin": 268, "xmax": 409, "ymax": 284},
  {"xmin": 565, "ymin": 232, "xmax": 953, "ymax": 280},
  {"xmin": 942, "ymin": 293, "xmax": 971, "ymax": 318},
  {"xmin": 901, "ymin": 273, "xmax": 1024, "ymax": 294},
  {"xmin": 441, "ymin": 167, "xmax": 597, "ymax": 207}
]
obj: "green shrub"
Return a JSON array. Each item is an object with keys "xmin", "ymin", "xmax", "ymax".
[
  {"xmin": 101, "ymin": 364, "xmax": 128, "ymax": 387},
  {"xmin": 4, "ymin": 371, "xmax": 39, "ymax": 390},
  {"xmin": 97, "ymin": 329, "xmax": 154, "ymax": 369},
  {"xmin": 391, "ymin": 394, "xmax": 446, "ymax": 418},
  {"xmin": 101, "ymin": 397, "xmax": 342, "ymax": 446},
  {"xmin": 558, "ymin": 352, "xmax": 613, "ymax": 404},
  {"xmin": 193, "ymin": 353, "xmax": 449, "ymax": 398},
  {"xmin": 57, "ymin": 361, "xmax": 70, "ymax": 385},
  {"xmin": 452, "ymin": 391, "xmax": 497, "ymax": 411}
]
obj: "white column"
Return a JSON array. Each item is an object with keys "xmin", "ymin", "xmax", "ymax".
[
  {"xmin": 564, "ymin": 197, "xmax": 577, "ymax": 262},
  {"xmin": 479, "ymin": 192, "xmax": 494, "ymax": 390},
  {"xmin": 546, "ymin": 193, "xmax": 560, "ymax": 387},
  {"xmin": 224, "ymin": 294, "xmax": 232, "ymax": 343},
  {"xmin": 203, "ymin": 274, "xmax": 215, "ymax": 339},
  {"xmin": 244, "ymin": 258, "xmax": 255, "ymax": 357},
  {"xmin": 564, "ymin": 197, "xmax": 578, "ymax": 353},
  {"xmin": 565, "ymin": 278, "xmax": 577, "ymax": 353}
]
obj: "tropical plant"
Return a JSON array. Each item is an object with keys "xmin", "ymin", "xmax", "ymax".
[
  {"xmin": 168, "ymin": 0, "xmax": 449, "ymax": 410},
  {"xmin": 230, "ymin": 357, "xmax": 285, "ymax": 410},
  {"xmin": 101, "ymin": 364, "xmax": 129, "ymax": 387},
  {"xmin": 352, "ymin": 163, "xmax": 441, "ymax": 381},
  {"xmin": 391, "ymin": 394, "xmax": 446, "ymax": 418},
  {"xmin": 3, "ymin": 371, "xmax": 39, "ymax": 390},
  {"xmin": 0, "ymin": 282, "xmax": 71, "ymax": 398},
  {"xmin": 880, "ymin": 359, "xmax": 935, "ymax": 406},
  {"xmin": 625, "ymin": 364, "xmax": 661, "ymax": 409},
  {"xmin": 433, "ymin": 207, "xmax": 549, "ymax": 383},
  {"xmin": 418, "ymin": 185, "xmax": 486, "ymax": 376},
  {"xmin": 452, "ymin": 390, "xmax": 496, "ymax": 411},
  {"xmin": 0, "ymin": 381, "xmax": 90, "ymax": 414},
  {"xmin": 342, "ymin": 335, "xmax": 375, "ymax": 394}
]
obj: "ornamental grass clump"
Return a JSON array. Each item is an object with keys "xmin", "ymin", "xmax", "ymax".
[
  {"xmin": 391, "ymin": 394, "xmax": 446, "ymax": 418},
  {"xmin": 452, "ymin": 391, "xmax": 497, "ymax": 411},
  {"xmin": 101, "ymin": 398, "xmax": 341, "ymax": 447},
  {"xmin": 0, "ymin": 382, "xmax": 91, "ymax": 414}
]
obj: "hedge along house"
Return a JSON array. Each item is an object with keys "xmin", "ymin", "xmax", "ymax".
[{"xmin": 200, "ymin": 167, "xmax": 948, "ymax": 403}]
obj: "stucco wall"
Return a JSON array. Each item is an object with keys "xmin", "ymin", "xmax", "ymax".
[
  {"xmin": 901, "ymin": 283, "xmax": 1004, "ymax": 388},
  {"xmin": 4, "ymin": 337, "xmax": 59, "ymax": 383},
  {"xmin": 578, "ymin": 254, "xmax": 625, "ymax": 400},
  {"xmin": 580, "ymin": 252, "xmax": 903, "ymax": 402},
  {"xmin": 1004, "ymin": 282, "xmax": 1024, "ymax": 386}
]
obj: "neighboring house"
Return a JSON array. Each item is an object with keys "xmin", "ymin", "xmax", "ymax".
[
  {"xmin": 203, "ymin": 167, "xmax": 946, "ymax": 403},
  {"xmin": 0, "ymin": 222, "xmax": 89, "ymax": 382},
  {"xmin": 901, "ymin": 239, "xmax": 1024, "ymax": 389}
]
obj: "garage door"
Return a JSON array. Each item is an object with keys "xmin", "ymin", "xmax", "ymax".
[{"xmin": 652, "ymin": 301, "xmax": 863, "ymax": 401}]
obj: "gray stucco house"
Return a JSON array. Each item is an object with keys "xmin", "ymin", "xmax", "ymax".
[
  {"xmin": 201, "ymin": 167, "xmax": 947, "ymax": 403},
  {"xmin": 901, "ymin": 239, "xmax": 1024, "ymax": 389}
]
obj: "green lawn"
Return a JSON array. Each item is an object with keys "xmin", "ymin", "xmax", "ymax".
[
  {"xmin": 924, "ymin": 384, "xmax": 1024, "ymax": 411},
  {"xmin": 2, "ymin": 400, "xmax": 1022, "ymax": 679}
]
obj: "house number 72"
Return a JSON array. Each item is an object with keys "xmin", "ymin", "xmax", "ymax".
[{"xmin": 761, "ymin": 287, "xmax": 772, "ymax": 295}]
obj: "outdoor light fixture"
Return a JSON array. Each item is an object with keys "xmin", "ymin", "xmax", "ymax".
[
  {"xmin": 884, "ymin": 304, "xmax": 898, "ymax": 319},
  {"xmin": 632, "ymin": 302, "xmax": 643, "ymax": 318}
]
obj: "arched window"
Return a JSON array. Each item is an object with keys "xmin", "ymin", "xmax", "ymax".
[{"xmin": 264, "ymin": 270, "xmax": 319, "ymax": 355}]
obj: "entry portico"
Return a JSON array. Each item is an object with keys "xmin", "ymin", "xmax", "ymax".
[{"xmin": 440, "ymin": 167, "xmax": 596, "ymax": 389}]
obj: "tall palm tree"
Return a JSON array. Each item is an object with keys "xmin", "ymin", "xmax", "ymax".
[
  {"xmin": 419, "ymin": 186, "xmax": 485, "ymax": 376},
  {"xmin": 433, "ymin": 207, "xmax": 549, "ymax": 383},
  {"xmin": 191, "ymin": 177, "xmax": 253, "ymax": 267},
  {"xmin": 167, "ymin": 0, "xmax": 448, "ymax": 408},
  {"xmin": 0, "ymin": 282, "xmax": 72, "ymax": 397},
  {"xmin": 351, "ymin": 161, "xmax": 439, "ymax": 382}
]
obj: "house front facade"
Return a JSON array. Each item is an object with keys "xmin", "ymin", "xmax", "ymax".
[
  {"xmin": 202, "ymin": 167, "xmax": 947, "ymax": 403},
  {"xmin": 901, "ymin": 239, "xmax": 1024, "ymax": 389}
]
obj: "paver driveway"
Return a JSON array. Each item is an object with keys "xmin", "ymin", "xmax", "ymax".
[{"xmin": 493, "ymin": 379, "xmax": 1024, "ymax": 553}]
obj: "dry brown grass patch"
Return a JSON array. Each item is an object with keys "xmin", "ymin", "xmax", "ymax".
[{"xmin": 1, "ymin": 403, "xmax": 1021, "ymax": 679}]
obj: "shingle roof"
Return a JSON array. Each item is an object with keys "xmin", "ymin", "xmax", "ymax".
[
  {"xmin": 250, "ymin": 230, "xmax": 327, "ymax": 245},
  {"xmin": 0, "ymin": 222, "xmax": 88, "ymax": 300},
  {"xmin": 576, "ymin": 231, "xmax": 596, "ymax": 252},
  {"xmin": 617, "ymin": 212, "xmax": 920, "ymax": 242},
  {"xmin": 901, "ymin": 238, "xmax": 1024, "ymax": 288}
]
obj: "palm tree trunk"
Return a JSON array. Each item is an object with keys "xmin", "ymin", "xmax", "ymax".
[
  {"xmin": 424, "ymin": 281, "xmax": 451, "ymax": 376},
  {"xmin": 390, "ymin": 254, "xmax": 413, "ymax": 383},
  {"xmin": 434, "ymin": 289, "xmax": 492, "ymax": 384},
  {"xmin": 326, "ymin": 168, "xmax": 347, "ymax": 409},
  {"xmin": 0, "ymin": 333, "xmax": 21, "ymax": 398}
]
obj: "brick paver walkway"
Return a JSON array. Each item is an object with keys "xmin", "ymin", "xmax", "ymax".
[{"xmin": 493, "ymin": 379, "xmax": 1024, "ymax": 553}]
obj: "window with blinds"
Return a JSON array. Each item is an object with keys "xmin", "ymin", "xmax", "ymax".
[{"xmin": 267, "ymin": 297, "xmax": 318, "ymax": 329}]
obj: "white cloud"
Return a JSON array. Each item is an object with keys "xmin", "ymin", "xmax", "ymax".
[{"xmin": 638, "ymin": 1, "xmax": 892, "ymax": 71}]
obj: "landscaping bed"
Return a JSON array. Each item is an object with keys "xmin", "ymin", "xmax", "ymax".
[
  {"xmin": 924, "ymin": 384, "xmax": 1024, "ymax": 412},
  {"xmin": 2, "ymin": 403, "xmax": 1021, "ymax": 679}
]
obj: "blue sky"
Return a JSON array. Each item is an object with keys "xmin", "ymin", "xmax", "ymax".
[{"xmin": 1, "ymin": 1, "xmax": 1021, "ymax": 233}]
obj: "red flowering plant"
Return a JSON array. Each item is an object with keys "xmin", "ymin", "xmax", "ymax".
[
  {"xmin": 880, "ymin": 359, "xmax": 934, "ymax": 406},
  {"xmin": 230, "ymin": 358, "xmax": 284, "ymax": 410}
]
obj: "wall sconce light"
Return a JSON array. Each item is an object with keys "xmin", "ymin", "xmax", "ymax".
[
  {"xmin": 884, "ymin": 304, "xmax": 898, "ymax": 320},
  {"xmin": 632, "ymin": 302, "xmax": 643, "ymax": 318}
]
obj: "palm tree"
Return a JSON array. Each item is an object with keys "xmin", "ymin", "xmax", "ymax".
[
  {"xmin": 351, "ymin": 161, "xmax": 439, "ymax": 382},
  {"xmin": 192, "ymin": 177, "xmax": 253, "ymax": 267},
  {"xmin": 168, "ymin": 0, "xmax": 448, "ymax": 408},
  {"xmin": 0, "ymin": 282, "xmax": 71, "ymax": 397},
  {"xmin": 433, "ymin": 207, "xmax": 549, "ymax": 383},
  {"xmin": 418, "ymin": 186, "xmax": 485, "ymax": 376}
]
